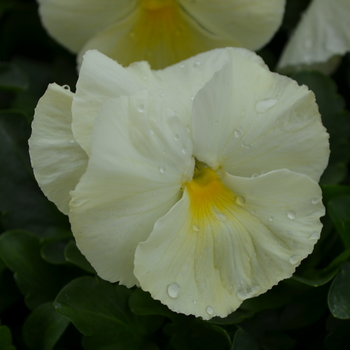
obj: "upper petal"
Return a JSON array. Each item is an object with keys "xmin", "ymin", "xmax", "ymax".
[
  {"xmin": 192, "ymin": 48, "xmax": 329, "ymax": 182},
  {"xmin": 70, "ymin": 91, "xmax": 194, "ymax": 286},
  {"xmin": 180, "ymin": 0, "xmax": 286, "ymax": 51},
  {"xmin": 29, "ymin": 83, "xmax": 88, "ymax": 215},
  {"xmin": 277, "ymin": 0, "xmax": 350, "ymax": 74},
  {"xmin": 134, "ymin": 169, "xmax": 323, "ymax": 319},
  {"xmin": 38, "ymin": 0, "xmax": 138, "ymax": 52}
]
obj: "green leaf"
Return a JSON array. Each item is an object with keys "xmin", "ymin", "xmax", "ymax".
[
  {"xmin": 322, "ymin": 185, "xmax": 350, "ymax": 205},
  {"xmin": 328, "ymin": 196, "xmax": 350, "ymax": 248},
  {"xmin": 41, "ymin": 240, "xmax": 68, "ymax": 265},
  {"xmin": 22, "ymin": 302, "xmax": 70, "ymax": 350},
  {"xmin": 0, "ymin": 325, "xmax": 16, "ymax": 350},
  {"xmin": 0, "ymin": 230, "xmax": 71, "ymax": 309},
  {"xmin": 328, "ymin": 262, "xmax": 350, "ymax": 319},
  {"xmin": 55, "ymin": 276, "xmax": 158, "ymax": 350},
  {"xmin": 0, "ymin": 260, "xmax": 21, "ymax": 313},
  {"xmin": 0, "ymin": 110, "xmax": 68, "ymax": 236},
  {"xmin": 0, "ymin": 62, "xmax": 28, "ymax": 92},
  {"xmin": 64, "ymin": 241, "xmax": 95, "ymax": 273},
  {"xmin": 208, "ymin": 309, "xmax": 254, "ymax": 325},
  {"xmin": 231, "ymin": 328, "xmax": 259, "ymax": 350}
]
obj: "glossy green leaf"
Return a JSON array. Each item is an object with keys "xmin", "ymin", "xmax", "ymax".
[
  {"xmin": 0, "ymin": 325, "xmax": 16, "ymax": 350},
  {"xmin": 22, "ymin": 302, "xmax": 69, "ymax": 350},
  {"xmin": 328, "ymin": 262, "xmax": 350, "ymax": 319},
  {"xmin": 231, "ymin": 328, "xmax": 259, "ymax": 350},
  {"xmin": 208, "ymin": 309, "xmax": 254, "ymax": 325},
  {"xmin": 0, "ymin": 230, "xmax": 70, "ymax": 309},
  {"xmin": 64, "ymin": 241, "xmax": 95, "ymax": 273},
  {"xmin": 41, "ymin": 240, "xmax": 68, "ymax": 265},
  {"xmin": 0, "ymin": 110, "xmax": 68, "ymax": 236},
  {"xmin": 322, "ymin": 185, "xmax": 350, "ymax": 205},
  {"xmin": 0, "ymin": 62, "xmax": 28, "ymax": 92},
  {"xmin": 328, "ymin": 196, "xmax": 350, "ymax": 248},
  {"xmin": 325, "ymin": 318, "xmax": 350, "ymax": 350},
  {"xmin": 55, "ymin": 276, "xmax": 158, "ymax": 350},
  {"xmin": 0, "ymin": 261, "xmax": 21, "ymax": 313}
]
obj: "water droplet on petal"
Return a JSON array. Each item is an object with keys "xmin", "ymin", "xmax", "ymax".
[
  {"xmin": 193, "ymin": 299, "xmax": 197, "ymax": 304},
  {"xmin": 190, "ymin": 96, "xmax": 195, "ymax": 101},
  {"xmin": 311, "ymin": 198, "xmax": 320, "ymax": 205},
  {"xmin": 181, "ymin": 146, "xmax": 187, "ymax": 154},
  {"xmin": 138, "ymin": 104, "xmax": 145, "ymax": 112},
  {"xmin": 214, "ymin": 120, "xmax": 219, "ymax": 125},
  {"xmin": 237, "ymin": 286, "xmax": 261, "ymax": 300},
  {"xmin": 269, "ymin": 216, "xmax": 274, "ymax": 221},
  {"xmin": 309, "ymin": 231, "xmax": 319, "ymax": 240},
  {"xmin": 174, "ymin": 134, "xmax": 180, "ymax": 140},
  {"xmin": 236, "ymin": 196, "xmax": 246, "ymax": 206},
  {"xmin": 287, "ymin": 211, "xmax": 296, "ymax": 220},
  {"xmin": 206, "ymin": 306, "xmax": 214, "ymax": 316},
  {"xmin": 255, "ymin": 98, "xmax": 277, "ymax": 113},
  {"xmin": 159, "ymin": 166, "xmax": 166, "ymax": 174},
  {"xmin": 180, "ymin": 63, "xmax": 185, "ymax": 68},
  {"xmin": 241, "ymin": 142, "xmax": 252, "ymax": 149},
  {"xmin": 215, "ymin": 211, "xmax": 227, "ymax": 222},
  {"xmin": 62, "ymin": 85, "xmax": 70, "ymax": 90},
  {"xmin": 289, "ymin": 255, "xmax": 300, "ymax": 265},
  {"xmin": 192, "ymin": 224, "xmax": 200, "ymax": 232},
  {"xmin": 252, "ymin": 173, "xmax": 259, "ymax": 178},
  {"xmin": 234, "ymin": 129, "xmax": 242, "ymax": 138},
  {"xmin": 167, "ymin": 283, "xmax": 181, "ymax": 298},
  {"xmin": 69, "ymin": 139, "xmax": 75, "ymax": 143},
  {"xmin": 193, "ymin": 60, "xmax": 201, "ymax": 67}
]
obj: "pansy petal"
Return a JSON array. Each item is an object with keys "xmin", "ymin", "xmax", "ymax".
[
  {"xmin": 29, "ymin": 83, "xmax": 88, "ymax": 215},
  {"xmin": 134, "ymin": 169, "xmax": 323, "ymax": 319},
  {"xmin": 193, "ymin": 48, "xmax": 329, "ymax": 181},
  {"xmin": 38, "ymin": 0, "xmax": 138, "ymax": 53},
  {"xmin": 277, "ymin": 0, "xmax": 350, "ymax": 74},
  {"xmin": 71, "ymin": 50, "xmax": 145, "ymax": 155},
  {"xmin": 78, "ymin": 4, "xmax": 235, "ymax": 69},
  {"xmin": 70, "ymin": 92, "xmax": 193, "ymax": 286},
  {"xmin": 180, "ymin": 0, "xmax": 285, "ymax": 50}
]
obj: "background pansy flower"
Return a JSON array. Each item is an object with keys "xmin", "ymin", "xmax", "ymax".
[
  {"xmin": 37, "ymin": 0, "xmax": 286, "ymax": 69},
  {"xmin": 29, "ymin": 48, "xmax": 329, "ymax": 319},
  {"xmin": 277, "ymin": 0, "xmax": 350, "ymax": 74}
]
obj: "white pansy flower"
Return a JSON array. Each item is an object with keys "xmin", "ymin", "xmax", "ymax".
[
  {"xmin": 29, "ymin": 48, "xmax": 329, "ymax": 319},
  {"xmin": 38, "ymin": 0, "xmax": 286, "ymax": 69},
  {"xmin": 277, "ymin": 0, "xmax": 350, "ymax": 74}
]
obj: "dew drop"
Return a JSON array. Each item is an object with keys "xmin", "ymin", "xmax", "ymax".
[
  {"xmin": 215, "ymin": 211, "xmax": 227, "ymax": 222},
  {"xmin": 69, "ymin": 139, "xmax": 75, "ymax": 144},
  {"xmin": 62, "ymin": 85, "xmax": 70, "ymax": 90},
  {"xmin": 167, "ymin": 283, "xmax": 181, "ymax": 298},
  {"xmin": 180, "ymin": 63, "xmax": 185, "ymax": 68},
  {"xmin": 241, "ymin": 142, "xmax": 252, "ymax": 149},
  {"xmin": 289, "ymin": 255, "xmax": 300, "ymax": 265},
  {"xmin": 311, "ymin": 198, "xmax": 320, "ymax": 205},
  {"xmin": 255, "ymin": 98, "xmax": 277, "ymax": 113},
  {"xmin": 193, "ymin": 299, "xmax": 197, "ymax": 304},
  {"xmin": 206, "ymin": 306, "xmax": 214, "ymax": 316},
  {"xmin": 236, "ymin": 196, "xmax": 246, "ymax": 206},
  {"xmin": 214, "ymin": 120, "xmax": 219, "ymax": 125},
  {"xmin": 269, "ymin": 216, "xmax": 274, "ymax": 221},
  {"xmin": 138, "ymin": 104, "xmax": 145, "ymax": 113},
  {"xmin": 287, "ymin": 211, "xmax": 296, "ymax": 220},
  {"xmin": 252, "ymin": 173, "xmax": 259, "ymax": 178},
  {"xmin": 237, "ymin": 286, "xmax": 261, "ymax": 300},
  {"xmin": 234, "ymin": 129, "xmax": 242, "ymax": 138},
  {"xmin": 192, "ymin": 224, "xmax": 200, "ymax": 232},
  {"xmin": 193, "ymin": 60, "xmax": 201, "ymax": 67},
  {"xmin": 190, "ymin": 96, "xmax": 195, "ymax": 101},
  {"xmin": 309, "ymin": 231, "xmax": 319, "ymax": 240},
  {"xmin": 159, "ymin": 166, "xmax": 166, "ymax": 174},
  {"xmin": 174, "ymin": 134, "xmax": 180, "ymax": 140},
  {"xmin": 181, "ymin": 146, "xmax": 187, "ymax": 154}
]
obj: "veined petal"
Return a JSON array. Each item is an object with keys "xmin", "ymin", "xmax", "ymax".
[
  {"xmin": 180, "ymin": 0, "xmax": 286, "ymax": 51},
  {"xmin": 277, "ymin": 0, "xmax": 350, "ymax": 74},
  {"xmin": 193, "ymin": 48, "xmax": 329, "ymax": 182},
  {"xmin": 29, "ymin": 83, "xmax": 88, "ymax": 215},
  {"xmin": 70, "ymin": 92, "xmax": 194, "ymax": 286},
  {"xmin": 78, "ymin": 1, "xmax": 236, "ymax": 69},
  {"xmin": 38, "ymin": 0, "xmax": 138, "ymax": 53},
  {"xmin": 71, "ymin": 50, "xmax": 145, "ymax": 155},
  {"xmin": 134, "ymin": 169, "xmax": 323, "ymax": 319}
]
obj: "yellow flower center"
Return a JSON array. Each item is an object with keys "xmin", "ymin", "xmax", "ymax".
[
  {"xmin": 140, "ymin": 0, "xmax": 175, "ymax": 11},
  {"xmin": 186, "ymin": 164, "xmax": 236, "ymax": 225}
]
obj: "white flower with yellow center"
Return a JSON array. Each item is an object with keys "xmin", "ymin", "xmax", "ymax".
[
  {"xmin": 38, "ymin": 0, "xmax": 286, "ymax": 69},
  {"xmin": 29, "ymin": 48, "xmax": 329, "ymax": 319},
  {"xmin": 277, "ymin": 0, "xmax": 350, "ymax": 74}
]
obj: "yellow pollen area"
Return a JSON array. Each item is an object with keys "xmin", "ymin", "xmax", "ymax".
[{"xmin": 186, "ymin": 166, "xmax": 236, "ymax": 223}]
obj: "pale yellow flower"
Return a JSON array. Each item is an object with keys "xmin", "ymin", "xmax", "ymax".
[
  {"xmin": 38, "ymin": 0, "xmax": 286, "ymax": 69},
  {"xmin": 29, "ymin": 48, "xmax": 329, "ymax": 319},
  {"xmin": 278, "ymin": 0, "xmax": 350, "ymax": 74}
]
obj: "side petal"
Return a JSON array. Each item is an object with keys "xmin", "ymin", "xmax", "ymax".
[
  {"xmin": 29, "ymin": 84, "xmax": 88, "ymax": 215},
  {"xmin": 134, "ymin": 169, "xmax": 323, "ymax": 319},
  {"xmin": 277, "ymin": 0, "xmax": 350, "ymax": 74},
  {"xmin": 38, "ymin": 0, "xmax": 138, "ymax": 52},
  {"xmin": 70, "ymin": 92, "xmax": 194, "ymax": 287},
  {"xmin": 192, "ymin": 48, "xmax": 329, "ymax": 182},
  {"xmin": 180, "ymin": 0, "xmax": 286, "ymax": 50},
  {"xmin": 71, "ymin": 50, "xmax": 145, "ymax": 155}
]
